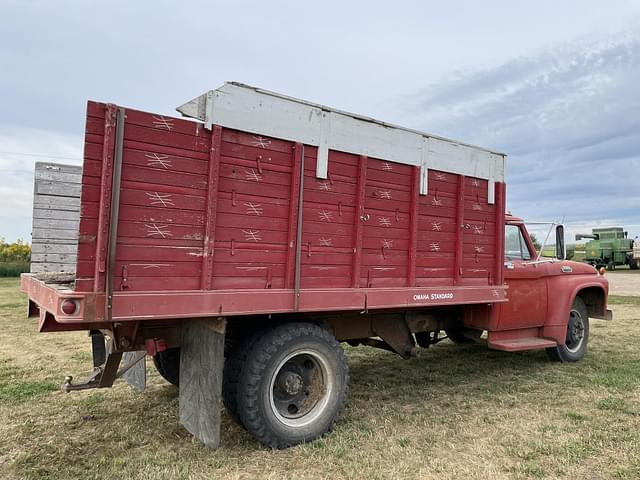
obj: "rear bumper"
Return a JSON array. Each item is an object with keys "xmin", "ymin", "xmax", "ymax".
[{"xmin": 20, "ymin": 273, "xmax": 107, "ymax": 332}]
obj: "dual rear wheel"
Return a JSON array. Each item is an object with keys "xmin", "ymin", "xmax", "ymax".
[{"xmin": 153, "ymin": 322, "xmax": 349, "ymax": 448}]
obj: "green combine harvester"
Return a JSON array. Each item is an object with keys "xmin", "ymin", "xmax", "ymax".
[{"xmin": 575, "ymin": 227, "xmax": 638, "ymax": 270}]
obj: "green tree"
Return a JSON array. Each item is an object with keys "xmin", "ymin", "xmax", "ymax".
[{"xmin": 529, "ymin": 233, "xmax": 542, "ymax": 252}]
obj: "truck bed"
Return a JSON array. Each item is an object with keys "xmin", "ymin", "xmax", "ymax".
[{"xmin": 24, "ymin": 84, "xmax": 508, "ymax": 328}]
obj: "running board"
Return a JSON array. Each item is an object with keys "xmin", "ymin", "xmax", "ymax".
[{"xmin": 488, "ymin": 337, "xmax": 557, "ymax": 352}]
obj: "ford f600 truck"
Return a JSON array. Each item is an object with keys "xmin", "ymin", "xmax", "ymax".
[{"xmin": 21, "ymin": 83, "xmax": 612, "ymax": 449}]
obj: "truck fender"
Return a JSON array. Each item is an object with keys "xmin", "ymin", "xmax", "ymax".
[{"xmin": 542, "ymin": 280, "xmax": 607, "ymax": 345}]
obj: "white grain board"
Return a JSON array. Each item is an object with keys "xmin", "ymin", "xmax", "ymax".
[
  {"xmin": 35, "ymin": 181, "xmax": 82, "ymax": 197},
  {"xmin": 30, "ymin": 218, "xmax": 79, "ymax": 230},
  {"xmin": 32, "ymin": 228, "xmax": 79, "ymax": 241},
  {"xmin": 31, "ymin": 162, "xmax": 82, "ymax": 274},
  {"xmin": 31, "ymin": 253, "xmax": 77, "ymax": 263},
  {"xmin": 177, "ymin": 82, "xmax": 506, "ymax": 196},
  {"xmin": 33, "ymin": 208, "xmax": 83, "ymax": 221},
  {"xmin": 31, "ymin": 243, "xmax": 78, "ymax": 254},
  {"xmin": 33, "ymin": 194, "xmax": 81, "ymax": 209},
  {"xmin": 30, "ymin": 263, "xmax": 77, "ymax": 273},
  {"xmin": 35, "ymin": 170, "xmax": 83, "ymax": 184},
  {"xmin": 35, "ymin": 162, "xmax": 82, "ymax": 175}
]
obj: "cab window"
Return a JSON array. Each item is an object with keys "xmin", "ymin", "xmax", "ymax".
[{"xmin": 505, "ymin": 225, "xmax": 532, "ymax": 261}]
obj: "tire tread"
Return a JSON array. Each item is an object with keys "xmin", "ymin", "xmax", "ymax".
[{"xmin": 238, "ymin": 323, "xmax": 349, "ymax": 449}]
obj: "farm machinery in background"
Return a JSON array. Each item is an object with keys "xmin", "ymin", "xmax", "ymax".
[{"xmin": 574, "ymin": 227, "xmax": 638, "ymax": 270}]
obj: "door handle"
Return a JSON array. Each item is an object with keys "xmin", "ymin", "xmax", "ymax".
[{"xmin": 504, "ymin": 262, "xmax": 515, "ymax": 270}]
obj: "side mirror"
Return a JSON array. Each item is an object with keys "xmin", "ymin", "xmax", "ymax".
[{"xmin": 556, "ymin": 225, "xmax": 566, "ymax": 260}]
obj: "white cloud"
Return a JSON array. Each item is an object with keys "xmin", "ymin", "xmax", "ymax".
[
  {"xmin": 394, "ymin": 27, "xmax": 640, "ymax": 240},
  {"xmin": 0, "ymin": 127, "xmax": 82, "ymax": 242}
]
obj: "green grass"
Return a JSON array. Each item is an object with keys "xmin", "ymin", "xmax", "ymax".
[
  {"xmin": 0, "ymin": 262, "xmax": 29, "ymax": 277},
  {"xmin": 1, "ymin": 277, "xmax": 640, "ymax": 479},
  {"xmin": 608, "ymin": 295, "xmax": 640, "ymax": 306}
]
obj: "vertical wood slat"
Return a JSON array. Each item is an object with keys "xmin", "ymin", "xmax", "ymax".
[
  {"xmin": 493, "ymin": 181, "xmax": 506, "ymax": 286},
  {"xmin": 93, "ymin": 104, "xmax": 118, "ymax": 292},
  {"xmin": 407, "ymin": 166, "xmax": 419, "ymax": 286},
  {"xmin": 454, "ymin": 174, "xmax": 466, "ymax": 284},
  {"xmin": 351, "ymin": 155, "xmax": 368, "ymax": 287},
  {"xmin": 285, "ymin": 143, "xmax": 303, "ymax": 289},
  {"xmin": 200, "ymin": 125, "xmax": 223, "ymax": 290}
]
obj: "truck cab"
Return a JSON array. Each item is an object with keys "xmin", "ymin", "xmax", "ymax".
[{"xmin": 489, "ymin": 214, "xmax": 611, "ymax": 361}]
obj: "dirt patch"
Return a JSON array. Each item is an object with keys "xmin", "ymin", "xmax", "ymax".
[{"xmin": 605, "ymin": 273, "xmax": 640, "ymax": 296}]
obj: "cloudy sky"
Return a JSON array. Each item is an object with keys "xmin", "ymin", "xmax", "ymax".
[{"xmin": 1, "ymin": 1, "xmax": 639, "ymax": 242}]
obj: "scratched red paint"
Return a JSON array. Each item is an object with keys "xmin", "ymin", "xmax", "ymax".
[{"xmin": 74, "ymin": 101, "xmax": 506, "ymax": 309}]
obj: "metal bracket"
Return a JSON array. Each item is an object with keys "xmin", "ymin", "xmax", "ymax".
[
  {"xmin": 371, "ymin": 315, "xmax": 417, "ymax": 358},
  {"xmin": 61, "ymin": 337, "xmax": 146, "ymax": 392},
  {"xmin": 62, "ymin": 350, "xmax": 123, "ymax": 392}
]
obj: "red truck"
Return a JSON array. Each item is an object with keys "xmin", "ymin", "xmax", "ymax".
[{"xmin": 21, "ymin": 82, "xmax": 612, "ymax": 449}]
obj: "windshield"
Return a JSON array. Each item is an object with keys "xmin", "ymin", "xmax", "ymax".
[
  {"xmin": 505, "ymin": 225, "xmax": 532, "ymax": 261},
  {"xmin": 523, "ymin": 223, "xmax": 557, "ymax": 258}
]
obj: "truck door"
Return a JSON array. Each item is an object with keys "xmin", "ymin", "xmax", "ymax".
[{"xmin": 498, "ymin": 224, "xmax": 549, "ymax": 329}]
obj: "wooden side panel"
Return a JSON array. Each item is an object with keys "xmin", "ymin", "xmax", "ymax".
[
  {"xmin": 209, "ymin": 129, "xmax": 294, "ymax": 290},
  {"xmin": 361, "ymin": 159, "xmax": 413, "ymax": 288},
  {"xmin": 415, "ymin": 170, "xmax": 458, "ymax": 286},
  {"xmin": 461, "ymin": 176, "xmax": 498, "ymax": 283},
  {"xmin": 75, "ymin": 102, "xmax": 107, "ymax": 291},
  {"xmin": 76, "ymin": 103, "xmax": 212, "ymax": 292},
  {"xmin": 300, "ymin": 149, "xmax": 359, "ymax": 289},
  {"xmin": 31, "ymin": 162, "xmax": 82, "ymax": 273},
  {"xmin": 74, "ymin": 103, "xmax": 502, "ymax": 297}
]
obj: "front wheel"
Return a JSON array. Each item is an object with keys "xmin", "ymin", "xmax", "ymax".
[
  {"xmin": 546, "ymin": 297, "xmax": 589, "ymax": 362},
  {"xmin": 236, "ymin": 323, "xmax": 349, "ymax": 449}
]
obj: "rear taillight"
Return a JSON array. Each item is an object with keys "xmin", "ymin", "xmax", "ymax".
[{"xmin": 61, "ymin": 299, "xmax": 79, "ymax": 315}]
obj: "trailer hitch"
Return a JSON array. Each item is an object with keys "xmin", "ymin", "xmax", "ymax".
[{"xmin": 62, "ymin": 333, "xmax": 146, "ymax": 392}]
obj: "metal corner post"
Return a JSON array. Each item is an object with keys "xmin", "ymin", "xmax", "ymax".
[{"xmin": 105, "ymin": 107, "xmax": 126, "ymax": 321}]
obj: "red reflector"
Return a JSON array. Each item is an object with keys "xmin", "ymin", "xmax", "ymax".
[
  {"xmin": 145, "ymin": 338, "xmax": 168, "ymax": 356},
  {"xmin": 145, "ymin": 339, "xmax": 157, "ymax": 356},
  {"xmin": 61, "ymin": 299, "xmax": 77, "ymax": 315},
  {"xmin": 156, "ymin": 339, "xmax": 167, "ymax": 353}
]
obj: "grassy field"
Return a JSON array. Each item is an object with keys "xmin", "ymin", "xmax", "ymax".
[{"xmin": 1, "ymin": 278, "xmax": 640, "ymax": 479}]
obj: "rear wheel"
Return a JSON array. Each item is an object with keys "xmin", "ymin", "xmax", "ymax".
[
  {"xmin": 236, "ymin": 323, "xmax": 349, "ymax": 449},
  {"xmin": 222, "ymin": 329, "xmax": 266, "ymax": 426},
  {"xmin": 152, "ymin": 347, "xmax": 180, "ymax": 386},
  {"xmin": 546, "ymin": 297, "xmax": 589, "ymax": 362}
]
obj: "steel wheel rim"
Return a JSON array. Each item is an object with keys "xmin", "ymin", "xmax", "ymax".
[
  {"xmin": 566, "ymin": 309, "xmax": 585, "ymax": 353},
  {"xmin": 268, "ymin": 349, "xmax": 334, "ymax": 428}
]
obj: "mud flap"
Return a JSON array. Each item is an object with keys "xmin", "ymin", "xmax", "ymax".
[
  {"xmin": 122, "ymin": 352, "xmax": 146, "ymax": 391},
  {"xmin": 179, "ymin": 317, "xmax": 226, "ymax": 448}
]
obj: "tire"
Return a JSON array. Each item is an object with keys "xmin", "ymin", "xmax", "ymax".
[
  {"xmin": 546, "ymin": 297, "xmax": 589, "ymax": 362},
  {"xmin": 607, "ymin": 261, "xmax": 615, "ymax": 271},
  {"xmin": 222, "ymin": 328, "xmax": 267, "ymax": 426},
  {"xmin": 236, "ymin": 322, "xmax": 349, "ymax": 449},
  {"xmin": 152, "ymin": 347, "xmax": 180, "ymax": 386},
  {"xmin": 628, "ymin": 258, "xmax": 638, "ymax": 270},
  {"xmin": 445, "ymin": 328, "xmax": 481, "ymax": 344}
]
